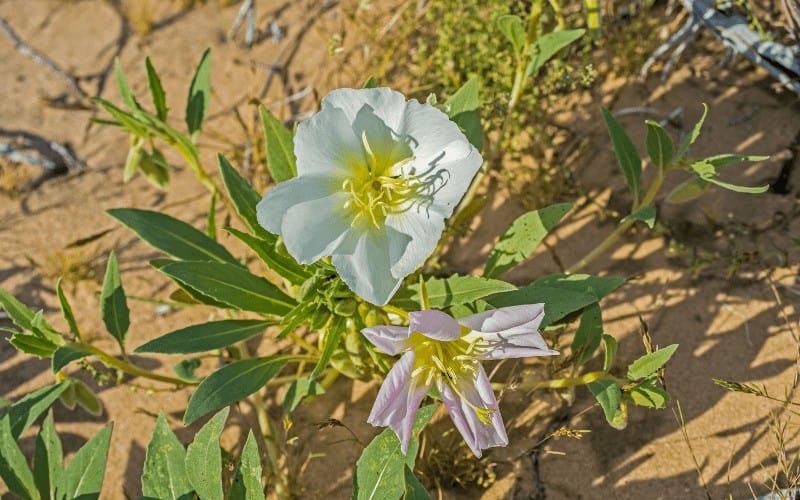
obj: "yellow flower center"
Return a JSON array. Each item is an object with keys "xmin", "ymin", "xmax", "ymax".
[
  {"xmin": 342, "ymin": 131, "xmax": 444, "ymax": 229},
  {"xmin": 408, "ymin": 328, "xmax": 495, "ymax": 425}
]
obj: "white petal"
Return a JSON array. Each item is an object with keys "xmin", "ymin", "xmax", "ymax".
[
  {"xmin": 280, "ymin": 192, "xmax": 352, "ymax": 264},
  {"xmin": 367, "ymin": 351, "xmax": 429, "ymax": 454},
  {"xmin": 361, "ymin": 325, "xmax": 410, "ymax": 355},
  {"xmin": 294, "ymin": 105, "xmax": 365, "ymax": 177},
  {"xmin": 385, "ymin": 210, "xmax": 445, "ymax": 279},
  {"xmin": 332, "ymin": 228, "xmax": 407, "ymax": 306},
  {"xmin": 256, "ymin": 176, "xmax": 341, "ymax": 235},
  {"xmin": 352, "ymin": 105, "xmax": 413, "ymax": 173},
  {"xmin": 322, "ymin": 87, "xmax": 408, "ymax": 133},
  {"xmin": 408, "ymin": 310, "xmax": 460, "ymax": 341},
  {"xmin": 459, "ymin": 305, "xmax": 558, "ymax": 360},
  {"xmin": 440, "ymin": 364, "xmax": 507, "ymax": 458}
]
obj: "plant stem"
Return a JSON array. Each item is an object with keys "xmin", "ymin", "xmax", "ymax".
[
  {"xmin": 68, "ymin": 341, "xmax": 193, "ymax": 386},
  {"xmin": 566, "ymin": 170, "xmax": 664, "ymax": 274},
  {"xmin": 516, "ymin": 370, "xmax": 625, "ymax": 391}
]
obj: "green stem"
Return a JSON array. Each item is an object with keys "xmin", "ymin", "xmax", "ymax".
[
  {"xmin": 68, "ymin": 341, "xmax": 193, "ymax": 386},
  {"xmin": 516, "ymin": 370, "xmax": 625, "ymax": 391},
  {"xmin": 566, "ymin": 170, "xmax": 665, "ymax": 274}
]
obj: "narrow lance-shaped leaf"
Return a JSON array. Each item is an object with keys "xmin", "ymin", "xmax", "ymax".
[
  {"xmin": 114, "ymin": 57, "xmax": 141, "ymax": 111},
  {"xmin": 676, "ymin": 103, "xmax": 708, "ymax": 158},
  {"xmin": 135, "ymin": 320, "xmax": 274, "ymax": 355},
  {"xmin": 0, "ymin": 288, "xmax": 61, "ymax": 343},
  {"xmin": 404, "ymin": 465, "xmax": 430, "ymax": 500},
  {"xmin": 621, "ymin": 205, "xmax": 656, "ymax": 229},
  {"xmin": 601, "ymin": 107, "xmax": 641, "ymax": 205},
  {"xmin": 484, "ymin": 203, "xmax": 572, "ymax": 278},
  {"xmin": 141, "ymin": 413, "xmax": 193, "ymax": 500},
  {"xmin": 184, "ymin": 356, "xmax": 288, "ymax": 425},
  {"xmin": 185, "ymin": 408, "xmax": 228, "ymax": 500},
  {"xmin": 100, "ymin": 251, "xmax": 130, "ymax": 350},
  {"xmin": 145, "ymin": 56, "xmax": 168, "ymax": 120},
  {"xmin": 260, "ymin": 105, "xmax": 297, "ymax": 182},
  {"xmin": 56, "ymin": 279, "xmax": 81, "ymax": 340},
  {"xmin": 6, "ymin": 382, "xmax": 69, "ymax": 440},
  {"xmin": 525, "ymin": 29, "xmax": 586, "ymax": 77},
  {"xmin": 139, "ymin": 148, "xmax": 170, "ymax": 189},
  {"xmin": 311, "ymin": 315, "xmax": 345, "ymax": 378},
  {"xmin": 645, "ymin": 120, "xmax": 674, "ymax": 170},
  {"xmin": 51, "ymin": 345, "xmax": 90, "ymax": 373},
  {"xmin": 33, "ymin": 411, "xmax": 62, "ymax": 500},
  {"xmin": 230, "ymin": 431, "xmax": 263, "ymax": 500},
  {"xmin": 0, "ymin": 414, "xmax": 39, "ymax": 500},
  {"xmin": 186, "ymin": 48, "xmax": 211, "ymax": 140},
  {"xmin": 571, "ymin": 303, "xmax": 602, "ymax": 365},
  {"xmin": 108, "ymin": 208, "xmax": 239, "ymax": 265},
  {"xmin": 391, "ymin": 275, "xmax": 516, "ymax": 310},
  {"xmin": 218, "ymin": 154, "xmax": 275, "ymax": 238},
  {"xmin": 54, "ymin": 425, "xmax": 113, "ymax": 500},
  {"xmin": 226, "ymin": 227, "xmax": 310, "ymax": 286}
]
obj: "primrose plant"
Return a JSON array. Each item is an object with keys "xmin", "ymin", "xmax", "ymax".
[{"xmin": 0, "ymin": 44, "xmax": 769, "ymax": 498}]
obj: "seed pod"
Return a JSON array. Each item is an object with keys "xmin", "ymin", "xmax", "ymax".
[
  {"xmin": 334, "ymin": 299, "xmax": 357, "ymax": 317},
  {"xmin": 298, "ymin": 275, "xmax": 321, "ymax": 302},
  {"xmin": 310, "ymin": 305, "xmax": 331, "ymax": 330}
]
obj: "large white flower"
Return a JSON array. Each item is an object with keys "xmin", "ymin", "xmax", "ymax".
[{"xmin": 256, "ymin": 88, "xmax": 483, "ymax": 305}]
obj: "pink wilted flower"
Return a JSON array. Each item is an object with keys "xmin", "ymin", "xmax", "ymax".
[{"xmin": 362, "ymin": 304, "xmax": 557, "ymax": 457}]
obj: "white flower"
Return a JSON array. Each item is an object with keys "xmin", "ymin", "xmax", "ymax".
[
  {"xmin": 256, "ymin": 88, "xmax": 482, "ymax": 305},
  {"xmin": 362, "ymin": 304, "xmax": 558, "ymax": 457}
]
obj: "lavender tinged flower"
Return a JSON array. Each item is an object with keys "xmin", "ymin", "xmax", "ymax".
[
  {"xmin": 362, "ymin": 304, "xmax": 557, "ymax": 457},
  {"xmin": 255, "ymin": 87, "xmax": 482, "ymax": 306}
]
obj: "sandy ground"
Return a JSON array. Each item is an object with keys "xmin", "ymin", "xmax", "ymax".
[{"xmin": 1, "ymin": 1, "xmax": 799, "ymax": 498}]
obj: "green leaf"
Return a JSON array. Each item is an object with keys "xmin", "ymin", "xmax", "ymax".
[
  {"xmin": 496, "ymin": 15, "xmax": 525, "ymax": 54},
  {"xmin": 150, "ymin": 259, "xmax": 230, "ymax": 309},
  {"xmin": 0, "ymin": 414, "xmax": 39, "ymax": 500},
  {"xmin": 676, "ymin": 103, "xmax": 707, "ymax": 158},
  {"xmin": 260, "ymin": 105, "xmax": 297, "ymax": 182},
  {"xmin": 33, "ymin": 412, "xmax": 63, "ymax": 500},
  {"xmin": 446, "ymin": 77, "xmax": 483, "ymax": 152},
  {"xmin": 704, "ymin": 176, "xmax": 769, "ymax": 194},
  {"xmin": 645, "ymin": 120, "xmax": 674, "ymax": 170},
  {"xmin": 108, "ymin": 208, "xmax": 238, "ymax": 265},
  {"xmin": 6, "ymin": 382, "xmax": 68, "ymax": 440},
  {"xmin": 282, "ymin": 377, "xmax": 326, "ymax": 412},
  {"xmin": 226, "ymin": 227, "xmax": 310, "ymax": 286},
  {"xmin": 484, "ymin": 203, "xmax": 572, "ymax": 278},
  {"xmin": 230, "ymin": 431, "xmax": 263, "ymax": 500},
  {"xmin": 186, "ymin": 48, "xmax": 211, "ymax": 140},
  {"xmin": 218, "ymin": 155, "xmax": 273, "ymax": 238},
  {"xmin": 362, "ymin": 76, "xmax": 378, "ymax": 88},
  {"xmin": 627, "ymin": 344, "xmax": 678, "ymax": 380},
  {"xmin": 93, "ymin": 97, "xmax": 151, "ymax": 137},
  {"xmin": 139, "ymin": 148, "xmax": 170, "ymax": 189},
  {"xmin": 10, "ymin": 332, "xmax": 59, "ymax": 358},
  {"xmin": 525, "ymin": 29, "xmax": 585, "ymax": 77},
  {"xmin": 135, "ymin": 319, "xmax": 273, "ymax": 354},
  {"xmin": 601, "ymin": 107, "xmax": 641, "ymax": 204},
  {"xmin": 141, "ymin": 413, "xmax": 193, "ymax": 500},
  {"xmin": 403, "ymin": 465, "xmax": 429, "ymax": 499},
  {"xmin": 601, "ymin": 334, "xmax": 617, "ymax": 372},
  {"xmin": 353, "ymin": 405, "xmax": 436, "ymax": 500},
  {"xmin": 588, "ymin": 380, "xmax": 621, "ymax": 425},
  {"xmin": 100, "ymin": 251, "xmax": 130, "ymax": 349},
  {"xmin": 665, "ymin": 177, "xmax": 709, "ymax": 204},
  {"xmin": 312, "ymin": 315, "xmax": 345, "ymax": 378},
  {"xmin": 621, "ymin": 205, "xmax": 655, "ymax": 229},
  {"xmin": 114, "ymin": 58, "xmax": 141, "ymax": 111},
  {"xmin": 207, "ymin": 190, "xmax": 217, "ymax": 240},
  {"xmin": 0, "ymin": 288, "xmax": 60, "ymax": 343},
  {"xmin": 185, "ymin": 408, "xmax": 227, "ymax": 500},
  {"xmin": 123, "ymin": 136, "xmax": 145, "ymax": 182},
  {"xmin": 184, "ymin": 356, "xmax": 288, "ymax": 425},
  {"xmin": 145, "ymin": 56, "xmax": 168, "ymax": 120},
  {"xmin": 51, "ymin": 345, "xmax": 90, "ymax": 373},
  {"xmin": 392, "ymin": 275, "xmax": 516, "ymax": 310},
  {"xmin": 158, "ymin": 261, "xmax": 296, "ymax": 316},
  {"xmin": 705, "ymin": 153, "xmax": 769, "ymax": 168},
  {"xmin": 72, "ymin": 379, "xmax": 103, "ymax": 417},
  {"xmin": 55, "ymin": 425, "xmax": 112, "ymax": 500},
  {"xmin": 173, "ymin": 359, "xmax": 201, "ymax": 383},
  {"xmin": 488, "ymin": 274, "xmax": 625, "ymax": 327},
  {"xmin": 56, "ymin": 279, "xmax": 81, "ymax": 340},
  {"xmin": 629, "ymin": 382, "xmax": 670, "ymax": 408},
  {"xmin": 570, "ymin": 303, "xmax": 602, "ymax": 365}
]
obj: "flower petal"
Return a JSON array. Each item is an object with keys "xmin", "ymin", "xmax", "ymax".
[
  {"xmin": 332, "ymin": 228, "xmax": 407, "ymax": 306},
  {"xmin": 408, "ymin": 310, "xmax": 460, "ymax": 341},
  {"xmin": 440, "ymin": 364, "xmax": 507, "ymax": 458},
  {"xmin": 352, "ymin": 105, "xmax": 413, "ymax": 174},
  {"xmin": 322, "ymin": 87, "xmax": 408, "ymax": 133},
  {"xmin": 367, "ymin": 351, "xmax": 428, "ymax": 454},
  {"xmin": 385, "ymin": 210, "xmax": 446, "ymax": 279},
  {"xmin": 256, "ymin": 175, "xmax": 341, "ymax": 235},
  {"xmin": 280, "ymin": 192, "xmax": 353, "ymax": 264},
  {"xmin": 294, "ymin": 105, "xmax": 365, "ymax": 177},
  {"xmin": 361, "ymin": 325, "xmax": 411, "ymax": 355},
  {"xmin": 459, "ymin": 304, "xmax": 558, "ymax": 360}
]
